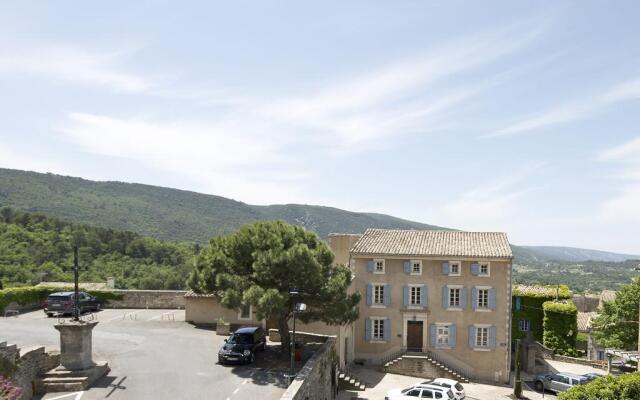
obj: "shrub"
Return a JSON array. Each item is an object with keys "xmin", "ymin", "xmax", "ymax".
[
  {"xmin": 543, "ymin": 301, "xmax": 578, "ymax": 355},
  {"xmin": 512, "ymin": 285, "xmax": 572, "ymax": 342},
  {"xmin": 0, "ymin": 286, "xmax": 123, "ymax": 314},
  {"xmin": 0, "ymin": 375, "xmax": 23, "ymax": 400},
  {"xmin": 558, "ymin": 372, "xmax": 640, "ymax": 400}
]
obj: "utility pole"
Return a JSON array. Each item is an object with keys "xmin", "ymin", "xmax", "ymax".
[{"xmin": 73, "ymin": 246, "xmax": 80, "ymax": 322}]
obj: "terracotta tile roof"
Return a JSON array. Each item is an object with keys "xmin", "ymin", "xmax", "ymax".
[
  {"xmin": 577, "ymin": 311, "xmax": 598, "ymax": 332},
  {"xmin": 184, "ymin": 290, "xmax": 219, "ymax": 298},
  {"xmin": 599, "ymin": 290, "xmax": 617, "ymax": 304},
  {"xmin": 350, "ymin": 229, "xmax": 512, "ymax": 258}
]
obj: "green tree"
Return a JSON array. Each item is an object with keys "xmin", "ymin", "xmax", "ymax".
[
  {"xmin": 188, "ymin": 220, "xmax": 360, "ymax": 356},
  {"xmin": 591, "ymin": 278, "xmax": 640, "ymax": 350}
]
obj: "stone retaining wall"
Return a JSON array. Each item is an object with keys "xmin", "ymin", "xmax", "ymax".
[
  {"xmin": 269, "ymin": 329, "xmax": 333, "ymax": 344},
  {"xmin": 105, "ymin": 290, "xmax": 186, "ymax": 309},
  {"xmin": 280, "ymin": 337, "xmax": 337, "ymax": 400},
  {"xmin": 0, "ymin": 342, "xmax": 60, "ymax": 400}
]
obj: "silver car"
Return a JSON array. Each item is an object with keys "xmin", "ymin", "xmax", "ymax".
[{"xmin": 534, "ymin": 372, "xmax": 589, "ymax": 393}]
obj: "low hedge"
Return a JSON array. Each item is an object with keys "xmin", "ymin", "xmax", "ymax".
[
  {"xmin": 543, "ymin": 301, "xmax": 578, "ymax": 356},
  {"xmin": 0, "ymin": 286, "xmax": 123, "ymax": 314},
  {"xmin": 558, "ymin": 372, "xmax": 640, "ymax": 400}
]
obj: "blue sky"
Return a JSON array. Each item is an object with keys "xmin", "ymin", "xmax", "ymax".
[{"xmin": 1, "ymin": 1, "xmax": 639, "ymax": 253}]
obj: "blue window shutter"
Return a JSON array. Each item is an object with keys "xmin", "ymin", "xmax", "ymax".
[
  {"xmin": 471, "ymin": 263, "xmax": 480, "ymax": 275},
  {"xmin": 384, "ymin": 285, "xmax": 391, "ymax": 305},
  {"xmin": 383, "ymin": 319, "xmax": 391, "ymax": 341},
  {"xmin": 450, "ymin": 324, "xmax": 457, "ymax": 348},
  {"xmin": 442, "ymin": 286, "xmax": 449, "ymax": 309},
  {"xmin": 421, "ymin": 286, "xmax": 427, "ymax": 307},
  {"xmin": 468, "ymin": 326, "xmax": 476, "ymax": 348},
  {"xmin": 471, "ymin": 287, "xmax": 478, "ymax": 310},
  {"xmin": 515, "ymin": 297, "xmax": 521, "ymax": 311},
  {"xmin": 367, "ymin": 260, "xmax": 374, "ymax": 273},
  {"xmin": 403, "ymin": 286, "xmax": 409, "ymax": 307},
  {"xmin": 489, "ymin": 326, "xmax": 497, "ymax": 348},
  {"xmin": 489, "ymin": 289, "xmax": 497, "ymax": 310},
  {"xmin": 441, "ymin": 262, "xmax": 450, "ymax": 274},
  {"xmin": 365, "ymin": 319, "xmax": 372, "ymax": 341},
  {"xmin": 430, "ymin": 323, "xmax": 437, "ymax": 347},
  {"xmin": 366, "ymin": 284, "xmax": 372, "ymax": 306},
  {"xmin": 404, "ymin": 261, "xmax": 411, "ymax": 273},
  {"xmin": 460, "ymin": 287, "xmax": 467, "ymax": 309}
]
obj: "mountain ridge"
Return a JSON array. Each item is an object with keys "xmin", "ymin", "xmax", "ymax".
[{"xmin": 1, "ymin": 168, "xmax": 637, "ymax": 263}]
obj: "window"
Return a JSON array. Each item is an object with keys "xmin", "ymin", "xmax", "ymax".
[
  {"xmin": 597, "ymin": 351, "xmax": 605, "ymax": 361},
  {"xmin": 437, "ymin": 325, "xmax": 450, "ymax": 346},
  {"xmin": 421, "ymin": 390, "xmax": 433, "ymax": 398},
  {"xmin": 374, "ymin": 259, "xmax": 385, "ymax": 273},
  {"xmin": 405, "ymin": 389, "xmax": 421, "ymax": 397},
  {"xmin": 518, "ymin": 319, "xmax": 530, "ymax": 332},
  {"xmin": 449, "ymin": 288, "xmax": 461, "ymax": 307},
  {"xmin": 373, "ymin": 284, "xmax": 385, "ymax": 305},
  {"xmin": 410, "ymin": 286, "xmax": 422, "ymax": 306},
  {"xmin": 239, "ymin": 304, "xmax": 251, "ymax": 320},
  {"xmin": 372, "ymin": 318, "xmax": 385, "ymax": 341},
  {"xmin": 477, "ymin": 289, "xmax": 489, "ymax": 309},
  {"xmin": 411, "ymin": 260, "xmax": 422, "ymax": 275},
  {"xmin": 476, "ymin": 327, "xmax": 488, "ymax": 347},
  {"xmin": 479, "ymin": 262, "xmax": 490, "ymax": 276},
  {"xmin": 449, "ymin": 261, "xmax": 460, "ymax": 276}
]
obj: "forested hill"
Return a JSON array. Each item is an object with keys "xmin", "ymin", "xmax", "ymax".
[
  {"xmin": 0, "ymin": 168, "xmax": 445, "ymax": 242},
  {"xmin": 0, "ymin": 207, "xmax": 196, "ymax": 289},
  {"xmin": 0, "ymin": 168, "xmax": 637, "ymax": 265}
]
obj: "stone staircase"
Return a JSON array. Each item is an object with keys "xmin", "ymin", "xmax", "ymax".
[
  {"xmin": 383, "ymin": 353, "xmax": 470, "ymax": 383},
  {"xmin": 338, "ymin": 369, "xmax": 366, "ymax": 391},
  {"xmin": 41, "ymin": 362, "xmax": 110, "ymax": 392}
]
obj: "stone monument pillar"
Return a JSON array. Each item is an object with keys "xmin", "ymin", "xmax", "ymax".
[
  {"xmin": 42, "ymin": 321, "xmax": 109, "ymax": 392},
  {"xmin": 54, "ymin": 321, "xmax": 98, "ymax": 370}
]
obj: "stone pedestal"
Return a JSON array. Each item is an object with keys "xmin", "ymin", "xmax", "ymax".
[
  {"xmin": 44, "ymin": 321, "xmax": 109, "ymax": 393},
  {"xmin": 54, "ymin": 321, "xmax": 98, "ymax": 370}
]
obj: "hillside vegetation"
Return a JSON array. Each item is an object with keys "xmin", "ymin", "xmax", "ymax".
[{"xmin": 0, "ymin": 207, "xmax": 195, "ymax": 289}]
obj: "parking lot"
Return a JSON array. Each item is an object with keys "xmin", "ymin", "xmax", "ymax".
[{"xmin": 0, "ymin": 309, "xmax": 290, "ymax": 400}]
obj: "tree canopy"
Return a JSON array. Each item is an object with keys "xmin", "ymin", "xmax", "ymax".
[
  {"xmin": 188, "ymin": 220, "xmax": 360, "ymax": 355},
  {"xmin": 591, "ymin": 277, "xmax": 640, "ymax": 350}
]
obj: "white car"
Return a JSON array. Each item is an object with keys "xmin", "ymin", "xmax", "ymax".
[
  {"xmin": 385, "ymin": 383, "xmax": 455, "ymax": 400},
  {"xmin": 426, "ymin": 378, "xmax": 465, "ymax": 400}
]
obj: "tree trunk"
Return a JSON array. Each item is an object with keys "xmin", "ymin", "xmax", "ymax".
[{"xmin": 278, "ymin": 312, "xmax": 291, "ymax": 359}]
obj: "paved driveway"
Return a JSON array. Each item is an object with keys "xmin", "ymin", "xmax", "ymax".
[{"xmin": 1, "ymin": 309, "xmax": 290, "ymax": 400}]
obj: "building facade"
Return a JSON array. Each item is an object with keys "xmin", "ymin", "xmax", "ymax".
[{"xmin": 338, "ymin": 229, "xmax": 513, "ymax": 383}]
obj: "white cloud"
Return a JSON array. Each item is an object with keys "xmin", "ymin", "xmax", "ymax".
[
  {"xmin": 489, "ymin": 76, "xmax": 640, "ymax": 137},
  {"xmin": 0, "ymin": 43, "xmax": 152, "ymax": 93},
  {"xmin": 598, "ymin": 136, "xmax": 640, "ymax": 222}
]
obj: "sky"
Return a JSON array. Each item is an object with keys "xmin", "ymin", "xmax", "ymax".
[{"xmin": 0, "ymin": 1, "xmax": 639, "ymax": 254}]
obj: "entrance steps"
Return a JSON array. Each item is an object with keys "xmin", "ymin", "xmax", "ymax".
[
  {"xmin": 338, "ymin": 369, "xmax": 366, "ymax": 391},
  {"xmin": 383, "ymin": 353, "xmax": 470, "ymax": 383}
]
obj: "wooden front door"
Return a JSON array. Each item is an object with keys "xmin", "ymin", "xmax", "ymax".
[{"xmin": 406, "ymin": 321, "xmax": 423, "ymax": 351}]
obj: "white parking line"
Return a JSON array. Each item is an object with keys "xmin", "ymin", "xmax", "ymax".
[{"xmin": 233, "ymin": 388, "xmax": 239, "ymax": 395}]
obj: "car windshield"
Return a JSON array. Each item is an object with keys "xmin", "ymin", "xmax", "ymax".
[
  {"xmin": 228, "ymin": 333, "xmax": 252, "ymax": 344},
  {"xmin": 454, "ymin": 383, "xmax": 464, "ymax": 391}
]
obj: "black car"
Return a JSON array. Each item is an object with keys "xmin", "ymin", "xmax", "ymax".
[
  {"xmin": 218, "ymin": 326, "xmax": 266, "ymax": 364},
  {"xmin": 44, "ymin": 291, "xmax": 101, "ymax": 317}
]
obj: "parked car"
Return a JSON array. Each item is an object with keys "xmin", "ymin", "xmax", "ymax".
[
  {"xmin": 426, "ymin": 378, "xmax": 465, "ymax": 399},
  {"xmin": 44, "ymin": 291, "xmax": 100, "ymax": 317},
  {"xmin": 582, "ymin": 372, "xmax": 603, "ymax": 382},
  {"xmin": 534, "ymin": 372, "xmax": 589, "ymax": 393},
  {"xmin": 385, "ymin": 383, "xmax": 455, "ymax": 399},
  {"xmin": 217, "ymin": 326, "xmax": 266, "ymax": 364}
]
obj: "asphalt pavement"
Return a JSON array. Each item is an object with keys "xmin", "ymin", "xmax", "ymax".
[{"xmin": 0, "ymin": 309, "xmax": 290, "ymax": 400}]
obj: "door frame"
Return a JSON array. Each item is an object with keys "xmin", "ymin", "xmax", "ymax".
[{"xmin": 402, "ymin": 313, "xmax": 428, "ymax": 352}]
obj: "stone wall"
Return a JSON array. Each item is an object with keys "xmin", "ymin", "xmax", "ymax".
[
  {"xmin": 269, "ymin": 329, "xmax": 334, "ymax": 345},
  {"xmin": 105, "ymin": 290, "xmax": 186, "ymax": 309},
  {"xmin": 280, "ymin": 337, "xmax": 337, "ymax": 400},
  {"xmin": 0, "ymin": 342, "xmax": 60, "ymax": 400}
]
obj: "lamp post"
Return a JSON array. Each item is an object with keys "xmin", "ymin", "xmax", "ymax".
[
  {"xmin": 72, "ymin": 246, "xmax": 80, "ymax": 322},
  {"xmin": 289, "ymin": 299, "xmax": 307, "ymax": 380}
]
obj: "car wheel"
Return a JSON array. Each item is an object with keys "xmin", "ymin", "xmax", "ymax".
[
  {"xmin": 46, "ymin": 313, "xmax": 53, "ymax": 318},
  {"xmin": 535, "ymin": 381, "xmax": 543, "ymax": 391}
]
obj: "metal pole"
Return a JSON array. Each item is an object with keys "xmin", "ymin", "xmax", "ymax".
[
  {"xmin": 637, "ymin": 300, "xmax": 640, "ymax": 371},
  {"xmin": 290, "ymin": 310, "xmax": 295, "ymax": 378},
  {"xmin": 73, "ymin": 246, "xmax": 80, "ymax": 322}
]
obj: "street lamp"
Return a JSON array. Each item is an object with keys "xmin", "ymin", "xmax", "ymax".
[{"xmin": 289, "ymin": 300, "xmax": 307, "ymax": 380}]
